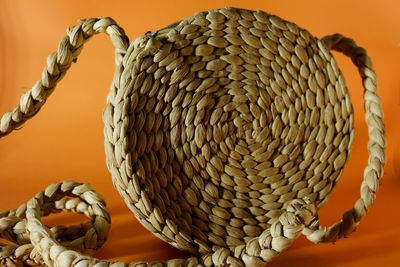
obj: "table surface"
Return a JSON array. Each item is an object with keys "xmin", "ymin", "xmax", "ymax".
[{"xmin": 1, "ymin": 0, "xmax": 399, "ymax": 266}]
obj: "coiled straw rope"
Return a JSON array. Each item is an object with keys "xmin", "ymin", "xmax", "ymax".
[{"xmin": 0, "ymin": 7, "xmax": 385, "ymax": 267}]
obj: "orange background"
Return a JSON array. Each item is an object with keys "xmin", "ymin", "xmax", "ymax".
[{"xmin": 1, "ymin": 0, "xmax": 399, "ymax": 266}]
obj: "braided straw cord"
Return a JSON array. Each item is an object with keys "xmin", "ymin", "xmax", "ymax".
[
  {"xmin": 0, "ymin": 17, "xmax": 129, "ymax": 138},
  {"xmin": 1, "ymin": 182, "xmax": 112, "ymax": 266},
  {"xmin": 302, "ymin": 34, "xmax": 386, "ymax": 244}
]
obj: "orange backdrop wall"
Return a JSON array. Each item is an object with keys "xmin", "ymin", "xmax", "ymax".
[{"xmin": 1, "ymin": 0, "xmax": 399, "ymax": 266}]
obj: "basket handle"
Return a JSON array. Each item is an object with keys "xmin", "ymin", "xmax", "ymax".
[
  {"xmin": 0, "ymin": 18, "xmax": 129, "ymax": 138},
  {"xmin": 301, "ymin": 34, "xmax": 386, "ymax": 243}
]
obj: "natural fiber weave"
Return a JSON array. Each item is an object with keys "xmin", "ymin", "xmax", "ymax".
[{"xmin": 0, "ymin": 7, "xmax": 385, "ymax": 267}]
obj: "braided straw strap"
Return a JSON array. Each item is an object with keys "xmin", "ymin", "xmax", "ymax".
[
  {"xmin": 0, "ymin": 182, "xmax": 111, "ymax": 266},
  {"xmin": 302, "ymin": 34, "xmax": 386, "ymax": 244},
  {"xmin": 0, "ymin": 17, "xmax": 129, "ymax": 138}
]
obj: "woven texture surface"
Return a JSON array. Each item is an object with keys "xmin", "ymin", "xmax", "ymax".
[{"xmin": 0, "ymin": 7, "xmax": 385, "ymax": 267}]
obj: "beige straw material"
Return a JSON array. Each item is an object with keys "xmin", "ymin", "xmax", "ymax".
[{"xmin": 0, "ymin": 7, "xmax": 385, "ymax": 267}]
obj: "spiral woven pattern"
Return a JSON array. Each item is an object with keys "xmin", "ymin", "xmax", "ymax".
[
  {"xmin": 104, "ymin": 6, "xmax": 354, "ymax": 255},
  {"xmin": 0, "ymin": 7, "xmax": 385, "ymax": 267}
]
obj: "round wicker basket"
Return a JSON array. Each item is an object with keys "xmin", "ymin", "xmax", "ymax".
[{"xmin": 0, "ymin": 7, "xmax": 385, "ymax": 267}]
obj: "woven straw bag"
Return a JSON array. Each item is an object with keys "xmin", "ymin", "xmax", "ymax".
[{"xmin": 0, "ymin": 7, "xmax": 385, "ymax": 267}]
